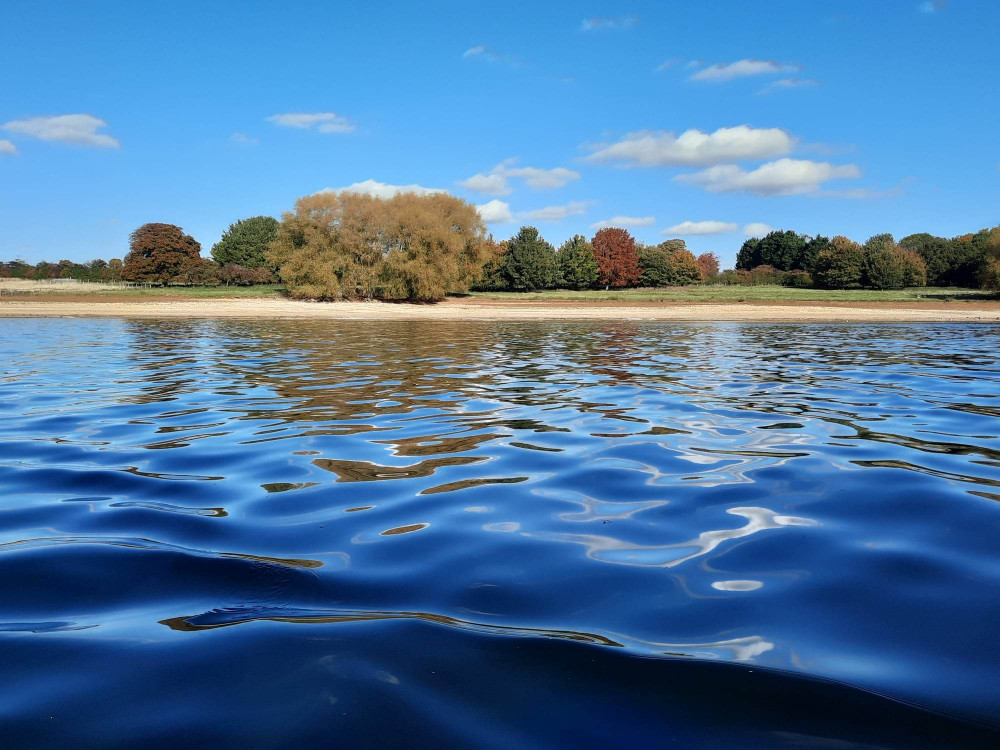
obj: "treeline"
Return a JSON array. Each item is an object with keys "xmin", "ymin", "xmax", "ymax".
[
  {"xmin": 734, "ymin": 227, "xmax": 1000, "ymax": 290},
  {"xmin": 474, "ymin": 226, "xmax": 718, "ymax": 291},
  {"xmin": 4, "ymin": 189, "xmax": 997, "ymax": 298}
]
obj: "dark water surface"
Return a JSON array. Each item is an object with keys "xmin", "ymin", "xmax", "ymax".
[{"xmin": 2, "ymin": 319, "xmax": 1000, "ymax": 748}]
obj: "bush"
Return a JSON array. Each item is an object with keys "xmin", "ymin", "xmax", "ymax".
[
  {"xmin": 782, "ymin": 270, "xmax": 813, "ymax": 288},
  {"xmin": 220, "ymin": 264, "xmax": 276, "ymax": 286}
]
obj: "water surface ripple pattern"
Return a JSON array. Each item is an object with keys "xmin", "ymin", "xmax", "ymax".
[{"xmin": 2, "ymin": 319, "xmax": 999, "ymax": 748}]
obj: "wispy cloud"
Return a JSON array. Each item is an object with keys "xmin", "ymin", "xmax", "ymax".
[
  {"xmin": 2, "ymin": 114, "xmax": 119, "ymax": 148},
  {"xmin": 229, "ymin": 132, "xmax": 259, "ymax": 146},
  {"xmin": 918, "ymin": 1, "xmax": 946, "ymax": 13},
  {"xmin": 0, "ymin": 139, "xmax": 18, "ymax": 156},
  {"xmin": 590, "ymin": 216, "xmax": 656, "ymax": 230},
  {"xmin": 318, "ymin": 179, "xmax": 446, "ymax": 198},
  {"xmin": 744, "ymin": 223, "xmax": 774, "ymax": 237},
  {"xmin": 662, "ymin": 220, "xmax": 738, "ymax": 235},
  {"xmin": 477, "ymin": 199, "xmax": 514, "ymax": 224},
  {"xmin": 690, "ymin": 59, "xmax": 798, "ymax": 82},
  {"xmin": 584, "ymin": 125, "xmax": 795, "ymax": 168},
  {"xmin": 757, "ymin": 78, "xmax": 818, "ymax": 95},
  {"xmin": 520, "ymin": 201, "xmax": 589, "ymax": 221},
  {"xmin": 655, "ymin": 58, "xmax": 682, "ymax": 72},
  {"xmin": 267, "ymin": 112, "xmax": 355, "ymax": 133},
  {"xmin": 674, "ymin": 158, "xmax": 861, "ymax": 196},
  {"xmin": 462, "ymin": 45, "xmax": 521, "ymax": 66},
  {"xmin": 459, "ymin": 158, "xmax": 581, "ymax": 196},
  {"xmin": 580, "ymin": 15, "xmax": 638, "ymax": 31}
]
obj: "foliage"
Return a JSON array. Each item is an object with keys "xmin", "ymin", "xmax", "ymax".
[
  {"xmin": 696, "ymin": 252, "xmax": 720, "ymax": 280},
  {"xmin": 268, "ymin": 190, "xmax": 491, "ymax": 300},
  {"xmin": 122, "ymin": 223, "xmax": 203, "ymax": 285},
  {"xmin": 219, "ymin": 264, "xmax": 276, "ymax": 286},
  {"xmin": 813, "ymin": 236, "xmax": 864, "ymax": 289},
  {"xmin": 980, "ymin": 227, "xmax": 1000, "ymax": 291},
  {"xmin": 783, "ymin": 270, "xmax": 814, "ymax": 288},
  {"xmin": 176, "ymin": 258, "xmax": 222, "ymax": 286},
  {"xmin": 636, "ymin": 242, "xmax": 702, "ymax": 286},
  {"xmin": 496, "ymin": 226, "xmax": 561, "ymax": 291},
  {"xmin": 737, "ymin": 230, "xmax": 813, "ymax": 272},
  {"xmin": 592, "ymin": 227, "xmax": 640, "ymax": 288},
  {"xmin": 210, "ymin": 216, "xmax": 279, "ymax": 269},
  {"xmin": 557, "ymin": 235, "xmax": 598, "ymax": 290}
]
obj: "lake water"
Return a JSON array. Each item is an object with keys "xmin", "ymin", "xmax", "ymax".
[{"xmin": 2, "ymin": 318, "xmax": 1000, "ymax": 748}]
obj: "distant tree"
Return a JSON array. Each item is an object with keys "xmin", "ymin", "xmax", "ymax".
[
  {"xmin": 980, "ymin": 226, "xmax": 1000, "ymax": 291},
  {"xmin": 862, "ymin": 234, "xmax": 905, "ymax": 290},
  {"xmin": 801, "ymin": 235, "xmax": 830, "ymax": 273},
  {"xmin": 899, "ymin": 233, "xmax": 949, "ymax": 285},
  {"xmin": 758, "ymin": 230, "xmax": 807, "ymax": 271},
  {"xmin": 210, "ymin": 216, "xmax": 279, "ymax": 269},
  {"xmin": 473, "ymin": 238, "xmax": 509, "ymax": 291},
  {"xmin": 592, "ymin": 227, "xmax": 640, "ymax": 288},
  {"xmin": 105, "ymin": 258, "xmax": 123, "ymax": 281},
  {"xmin": 638, "ymin": 242, "xmax": 701, "ymax": 286},
  {"xmin": 219, "ymin": 264, "xmax": 276, "ymax": 286},
  {"xmin": 122, "ymin": 223, "xmax": 202, "ymax": 285},
  {"xmin": 269, "ymin": 190, "xmax": 491, "ymax": 300},
  {"xmin": 813, "ymin": 236, "xmax": 864, "ymax": 289},
  {"xmin": 895, "ymin": 247, "xmax": 927, "ymax": 287},
  {"xmin": 557, "ymin": 235, "xmax": 598, "ymax": 290},
  {"xmin": 735, "ymin": 237, "xmax": 762, "ymax": 270},
  {"xmin": 499, "ymin": 226, "xmax": 561, "ymax": 291},
  {"xmin": 696, "ymin": 252, "xmax": 720, "ymax": 281}
]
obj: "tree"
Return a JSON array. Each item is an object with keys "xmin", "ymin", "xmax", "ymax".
[
  {"xmin": 592, "ymin": 227, "xmax": 640, "ymax": 288},
  {"xmin": 638, "ymin": 242, "xmax": 701, "ymax": 286},
  {"xmin": 176, "ymin": 258, "xmax": 222, "ymax": 285},
  {"xmin": 105, "ymin": 258, "xmax": 123, "ymax": 281},
  {"xmin": 900, "ymin": 233, "xmax": 952, "ymax": 285},
  {"xmin": 801, "ymin": 235, "xmax": 830, "ymax": 273},
  {"xmin": 498, "ymin": 226, "xmax": 561, "ymax": 291},
  {"xmin": 122, "ymin": 223, "xmax": 202, "ymax": 285},
  {"xmin": 211, "ymin": 216, "xmax": 279, "ymax": 270},
  {"xmin": 735, "ymin": 237, "xmax": 762, "ymax": 270},
  {"xmin": 268, "ymin": 190, "xmax": 491, "ymax": 300},
  {"xmin": 862, "ymin": 234, "xmax": 904, "ymax": 290},
  {"xmin": 895, "ymin": 247, "xmax": 927, "ymax": 287},
  {"xmin": 696, "ymin": 252, "xmax": 720, "ymax": 281},
  {"xmin": 980, "ymin": 226, "xmax": 1000, "ymax": 291},
  {"xmin": 557, "ymin": 235, "xmax": 598, "ymax": 289},
  {"xmin": 813, "ymin": 236, "xmax": 864, "ymax": 289},
  {"xmin": 758, "ymin": 230, "xmax": 807, "ymax": 271}
]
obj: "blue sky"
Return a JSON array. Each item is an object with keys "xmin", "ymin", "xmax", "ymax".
[{"xmin": 2, "ymin": 0, "xmax": 997, "ymax": 269}]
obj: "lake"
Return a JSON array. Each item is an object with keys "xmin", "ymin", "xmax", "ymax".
[{"xmin": 2, "ymin": 319, "xmax": 999, "ymax": 748}]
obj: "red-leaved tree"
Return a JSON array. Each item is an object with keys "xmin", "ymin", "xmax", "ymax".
[
  {"xmin": 696, "ymin": 252, "xmax": 720, "ymax": 280},
  {"xmin": 591, "ymin": 227, "xmax": 640, "ymax": 288},
  {"xmin": 122, "ymin": 223, "xmax": 202, "ymax": 285}
]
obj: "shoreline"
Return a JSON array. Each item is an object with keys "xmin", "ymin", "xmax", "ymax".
[{"xmin": 2, "ymin": 297, "xmax": 1000, "ymax": 322}]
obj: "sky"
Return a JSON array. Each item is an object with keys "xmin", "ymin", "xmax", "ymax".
[{"xmin": 1, "ymin": 0, "xmax": 997, "ymax": 269}]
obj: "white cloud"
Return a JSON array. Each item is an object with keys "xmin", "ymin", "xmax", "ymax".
[
  {"xmin": 584, "ymin": 125, "xmax": 795, "ymax": 167},
  {"xmin": 318, "ymin": 179, "xmax": 446, "ymax": 199},
  {"xmin": 590, "ymin": 216, "xmax": 656, "ymax": 230},
  {"xmin": 684, "ymin": 60, "xmax": 702, "ymax": 70},
  {"xmin": 520, "ymin": 201, "xmax": 589, "ymax": 221},
  {"xmin": 919, "ymin": 1, "xmax": 946, "ymax": 12},
  {"xmin": 690, "ymin": 59, "xmax": 798, "ymax": 82},
  {"xmin": 0, "ymin": 139, "xmax": 17, "ymax": 156},
  {"xmin": 744, "ymin": 222, "xmax": 774, "ymax": 236},
  {"xmin": 477, "ymin": 199, "xmax": 514, "ymax": 224},
  {"xmin": 229, "ymin": 132, "xmax": 259, "ymax": 146},
  {"xmin": 580, "ymin": 15, "xmax": 638, "ymax": 31},
  {"xmin": 662, "ymin": 220, "xmax": 738, "ymax": 235},
  {"xmin": 675, "ymin": 158, "xmax": 861, "ymax": 196},
  {"xmin": 459, "ymin": 158, "xmax": 580, "ymax": 196},
  {"xmin": 655, "ymin": 58, "xmax": 681, "ymax": 72},
  {"xmin": 2, "ymin": 114, "xmax": 119, "ymax": 147},
  {"xmin": 758, "ymin": 78, "xmax": 818, "ymax": 95},
  {"xmin": 266, "ymin": 112, "xmax": 355, "ymax": 133}
]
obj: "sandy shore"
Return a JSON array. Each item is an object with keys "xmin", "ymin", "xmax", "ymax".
[{"xmin": 2, "ymin": 297, "xmax": 1000, "ymax": 322}]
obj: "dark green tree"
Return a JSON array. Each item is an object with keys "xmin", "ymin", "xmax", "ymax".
[
  {"xmin": 499, "ymin": 226, "xmax": 561, "ymax": 291},
  {"xmin": 557, "ymin": 235, "xmax": 598, "ymax": 289},
  {"xmin": 211, "ymin": 216, "xmax": 280, "ymax": 269},
  {"xmin": 801, "ymin": 235, "xmax": 830, "ymax": 273},
  {"xmin": 758, "ymin": 230, "xmax": 807, "ymax": 271},
  {"xmin": 862, "ymin": 234, "xmax": 904, "ymax": 290},
  {"xmin": 735, "ymin": 237, "xmax": 762, "ymax": 270}
]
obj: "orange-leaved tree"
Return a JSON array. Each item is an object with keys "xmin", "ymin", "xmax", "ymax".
[
  {"xmin": 591, "ymin": 227, "xmax": 640, "ymax": 288},
  {"xmin": 122, "ymin": 223, "xmax": 202, "ymax": 285}
]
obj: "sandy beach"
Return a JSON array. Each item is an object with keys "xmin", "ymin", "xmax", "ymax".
[{"xmin": 2, "ymin": 296, "xmax": 999, "ymax": 322}]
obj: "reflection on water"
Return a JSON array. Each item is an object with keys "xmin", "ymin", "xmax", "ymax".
[{"xmin": 1, "ymin": 319, "xmax": 1000, "ymax": 748}]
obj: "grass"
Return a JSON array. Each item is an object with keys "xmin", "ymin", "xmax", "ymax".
[
  {"xmin": 467, "ymin": 286, "xmax": 997, "ymax": 304},
  {"xmin": 0, "ymin": 281, "xmax": 288, "ymax": 299}
]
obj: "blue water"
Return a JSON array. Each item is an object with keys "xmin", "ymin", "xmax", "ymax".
[{"xmin": 2, "ymin": 318, "xmax": 1000, "ymax": 748}]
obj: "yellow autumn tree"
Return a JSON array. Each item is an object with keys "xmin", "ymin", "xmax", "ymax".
[{"xmin": 268, "ymin": 190, "xmax": 490, "ymax": 300}]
